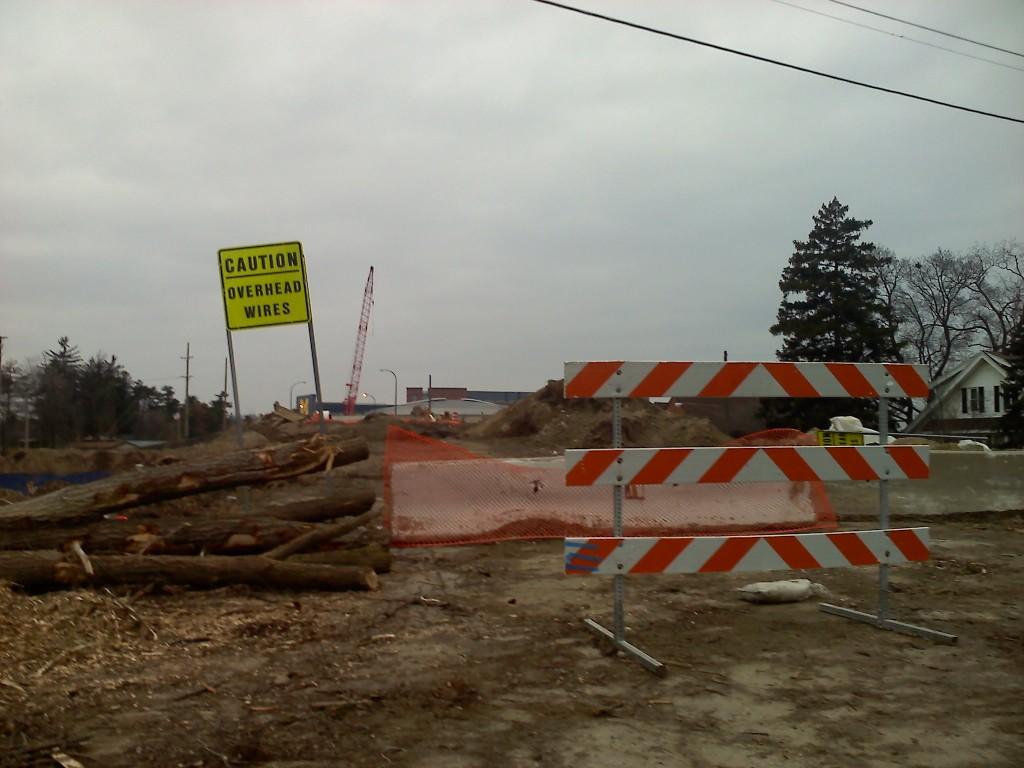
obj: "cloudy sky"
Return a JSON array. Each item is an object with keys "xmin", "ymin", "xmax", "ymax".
[{"xmin": 2, "ymin": 0, "xmax": 1022, "ymax": 412}]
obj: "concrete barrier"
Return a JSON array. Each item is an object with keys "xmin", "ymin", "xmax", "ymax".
[{"xmin": 826, "ymin": 450, "xmax": 1024, "ymax": 519}]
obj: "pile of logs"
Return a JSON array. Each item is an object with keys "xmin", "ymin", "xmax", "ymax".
[{"xmin": 0, "ymin": 435, "xmax": 387, "ymax": 592}]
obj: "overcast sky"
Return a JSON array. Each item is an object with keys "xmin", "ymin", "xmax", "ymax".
[{"xmin": 2, "ymin": 0, "xmax": 1022, "ymax": 413}]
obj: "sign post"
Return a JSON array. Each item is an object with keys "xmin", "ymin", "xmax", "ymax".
[{"xmin": 218, "ymin": 241, "xmax": 325, "ymax": 445}]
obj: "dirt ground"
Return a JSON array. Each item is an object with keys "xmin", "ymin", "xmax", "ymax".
[
  {"xmin": 0, "ymin": 511, "xmax": 1021, "ymax": 768},
  {"xmin": 2, "ymin": 400, "xmax": 1022, "ymax": 767}
]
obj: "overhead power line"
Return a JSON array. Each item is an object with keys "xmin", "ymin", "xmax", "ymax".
[
  {"xmin": 528, "ymin": 0, "xmax": 1024, "ymax": 126},
  {"xmin": 825, "ymin": 0, "xmax": 1024, "ymax": 60},
  {"xmin": 768, "ymin": 0, "xmax": 1024, "ymax": 73}
]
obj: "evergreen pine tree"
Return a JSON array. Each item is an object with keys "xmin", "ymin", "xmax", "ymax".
[
  {"xmin": 766, "ymin": 198, "xmax": 902, "ymax": 431},
  {"xmin": 36, "ymin": 336, "xmax": 83, "ymax": 446},
  {"xmin": 999, "ymin": 316, "xmax": 1024, "ymax": 448}
]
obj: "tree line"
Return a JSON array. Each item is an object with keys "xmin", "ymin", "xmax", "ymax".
[
  {"xmin": 0, "ymin": 337, "xmax": 230, "ymax": 449},
  {"xmin": 767, "ymin": 197, "xmax": 1023, "ymax": 445}
]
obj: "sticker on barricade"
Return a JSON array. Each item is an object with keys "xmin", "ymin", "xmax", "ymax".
[
  {"xmin": 564, "ymin": 528, "xmax": 930, "ymax": 575},
  {"xmin": 565, "ymin": 445, "xmax": 929, "ymax": 486}
]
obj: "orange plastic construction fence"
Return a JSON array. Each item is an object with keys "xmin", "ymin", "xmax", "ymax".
[{"xmin": 383, "ymin": 426, "xmax": 836, "ymax": 547}]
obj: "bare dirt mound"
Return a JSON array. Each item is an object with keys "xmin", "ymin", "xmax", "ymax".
[{"xmin": 464, "ymin": 379, "xmax": 728, "ymax": 449}]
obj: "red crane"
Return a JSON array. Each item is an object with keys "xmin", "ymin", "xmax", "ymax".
[{"xmin": 344, "ymin": 266, "xmax": 374, "ymax": 415}]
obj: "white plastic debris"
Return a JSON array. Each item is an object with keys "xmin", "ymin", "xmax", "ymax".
[
  {"xmin": 957, "ymin": 439, "xmax": 991, "ymax": 451},
  {"xmin": 829, "ymin": 416, "xmax": 865, "ymax": 433},
  {"xmin": 736, "ymin": 578, "xmax": 828, "ymax": 604},
  {"xmin": 828, "ymin": 416, "xmax": 892, "ymax": 444}
]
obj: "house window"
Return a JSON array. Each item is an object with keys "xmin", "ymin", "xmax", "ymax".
[
  {"xmin": 961, "ymin": 388, "xmax": 968, "ymax": 414},
  {"xmin": 995, "ymin": 385, "xmax": 1001, "ymax": 413},
  {"xmin": 967, "ymin": 386, "xmax": 985, "ymax": 414}
]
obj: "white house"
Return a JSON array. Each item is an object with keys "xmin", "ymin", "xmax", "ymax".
[{"xmin": 907, "ymin": 352, "xmax": 1014, "ymax": 441}]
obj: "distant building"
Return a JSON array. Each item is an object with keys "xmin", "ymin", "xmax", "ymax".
[
  {"xmin": 388, "ymin": 398, "xmax": 504, "ymax": 420},
  {"xmin": 468, "ymin": 390, "xmax": 535, "ymax": 404},
  {"xmin": 907, "ymin": 352, "xmax": 1014, "ymax": 443},
  {"xmin": 294, "ymin": 386, "xmax": 530, "ymax": 420},
  {"xmin": 293, "ymin": 396, "xmax": 374, "ymax": 417},
  {"xmin": 406, "ymin": 386, "xmax": 466, "ymax": 402},
  {"xmin": 405, "ymin": 387, "xmax": 532, "ymax": 405}
]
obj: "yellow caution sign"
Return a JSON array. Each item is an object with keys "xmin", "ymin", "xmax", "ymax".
[
  {"xmin": 816, "ymin": 430, "xmax": 866, "ymax": 446},
  {"xmin": 218, "ymin": 242, "xmax": 310, "ymax": 330}
]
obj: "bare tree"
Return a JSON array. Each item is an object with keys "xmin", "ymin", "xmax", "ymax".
[
  {"xmin": 0, "ymin": 359, "xmax": 18, "ymax": 451},
  {"xmin": 871, "ymin": 248, "xmax": 919, "ymax": 426},
  {"xmin": 895, "ymin": 249, "xmax": 982, "ymax": 380},
  {"xmin": 964, "ymin": 241, "xmax": 1024, "ymax": 354},
  {"xmin": 872, "ymin": 246, "xmax": 909, "ymax": 360},
  {"xmin": 8, "ymin": 357, "xmax": 41, "ymax": 449}
]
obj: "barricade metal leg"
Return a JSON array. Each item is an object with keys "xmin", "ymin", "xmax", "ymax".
[
  {"xmin": 818, "ymin": 603, "xmax": 958, "ymax": 643},
  {"xmin": 583, "ymin": 618, "xmax": 667, "ymax": 676},
  {"xmin": 820, "ymin": 395, "xmax": 957, "ymax": 644},
  {"xmin": 582, "ymin": 397, "xmax": 667, "ymax": 676}
]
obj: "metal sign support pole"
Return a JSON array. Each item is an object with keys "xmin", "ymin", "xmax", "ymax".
[
  {"xmin": 225, "ymin": 328, "xmax": 253, "ymax": 515},
  {"xmin": 582, "ymin": 396, "xmax": 666, "ymax": 676},
  {"xmin": 225, "ymin": 329, "xmax": 244, "ymax": 450},
  {"xmin": 307, "ymin": 319, "xmax": 325, "ymax": 436},
  {"xmin": 820, "ymin": 389, "xmax": 957, "ymax": 644},
  {"xmin": 306, "ymin": 315, "xmax": 333, "ymax": 498}
]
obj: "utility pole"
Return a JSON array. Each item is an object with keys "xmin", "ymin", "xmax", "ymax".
[
  {"xmin": 0, "ymin": 335, "xmax": 6, "ymax": 452},
  {"xmin": 181, "ymin": 342, "xmax": 193, "ymax": 439},
  {"xmin": 23, "ymin": 391, "xmax": 30, "ymax": 449}
]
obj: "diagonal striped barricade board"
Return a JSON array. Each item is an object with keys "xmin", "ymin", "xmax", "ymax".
[
  {"xmin": 562, "ymin": 360, "xmax": 956, "ymax": 676},
  {"xmin": 564, "ymin": 360, "xmax": 931, "ymax": 399},
  {"xmin": 565, "ymin": 445, "xmax": 931, "ymax": 485},
  {"xmin": 565, "ymin": 528, "xmax": 931, "ymax": 575}
]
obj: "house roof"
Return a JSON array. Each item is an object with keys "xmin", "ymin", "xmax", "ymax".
[
  {"xmin": 907, "ymin": 351, "xmax": 1009, "ymax": 432},
  {"xmin": 928, "ymin": 351, "xmax": 1007, "ymax": 391}
]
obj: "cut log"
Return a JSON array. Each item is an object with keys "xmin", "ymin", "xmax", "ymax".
[
  {"xmin": 0, "ymin": 551, "xmax": 378, "ymax": 592},
  {"xmin": 287, "ymin": 543, "xmax": 391, "ymax": 574},
  {"xmin": 233, "ymin": 482, "xmax": 376, "ymax": 523},
  {"xmin": 0, "ymin": 436, "xmax": 368, "ymax": 532},
  {"xmin": 112, "ymin": 480, "xmax": 377, "ymax": 525},
  {"xmin": 263, "ymin": 507, "xmax": 381, "ymax": 560},
  {"xmin": 0, "ymin": 516, "xmax": 319, "ymax": 555}
]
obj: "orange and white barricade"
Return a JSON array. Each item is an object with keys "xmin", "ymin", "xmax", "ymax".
[{"xmin": 562, "ymin": 360, "xmax": 956, "ymax": 676}]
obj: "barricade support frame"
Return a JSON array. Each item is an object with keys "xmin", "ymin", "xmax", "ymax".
[
  {"xmin": 581, "ymin": 397, "xmax": 668, "ymax": 676},
  {"xmin": 817, "ymin": 394, "xmax": 957, "ymax": 644},
  {"xmin": 565, "ymin": 360, "xmax": 958, "ymax": 676}
]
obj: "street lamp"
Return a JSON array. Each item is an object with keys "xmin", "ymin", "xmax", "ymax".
[
  {"xmin": 360, "ymin": 392, "xmax": 376, "ymax": 406},
  {"xmin": 289, "ymin": 380, "xmax": 307, "ymax": 410},
  {"xmin": 380, "ymin": 369, "xmax": 398, "ymax": 417}
]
